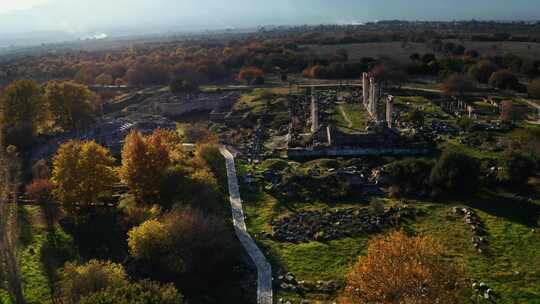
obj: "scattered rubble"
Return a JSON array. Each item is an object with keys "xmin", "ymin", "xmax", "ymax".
[
  {"xmin": 270, "ymin": 206, "xmax": 414, "ymax": 243},
  {"xmin": 453, "ymin": 207, "xmax": 490, "ymax": 254},
  {"xmin": 276, "ymin": 272, "xmax": 342, "ymax": 295}
]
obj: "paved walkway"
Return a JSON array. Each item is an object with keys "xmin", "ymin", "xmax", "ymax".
[{"xmin": 220, "ymin": 147, "xmax": 273, "ymax": 304}]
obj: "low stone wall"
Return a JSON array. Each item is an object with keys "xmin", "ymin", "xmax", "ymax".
[{"xmin": 286, "ymin": 146, "xmax": 432, "ymax": 158}]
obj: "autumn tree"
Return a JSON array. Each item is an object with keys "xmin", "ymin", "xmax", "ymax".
[
  {"xmin": 51, "ymin": 140, "xmax": 118, "ymax": 215},
  {"xmin": 342, "ymin": 231, "xmax": 464, "ymax": 304},
  {"xmin": 44, "ymin": 81, "xmax": 96, "ymax": 132},
  {"xmin": 238, "ymin": 67, "xmax": 265, "ymax": 85},
  {"xmin": 0, "ymin": 79, "xmax": 45, "ymax": 131},
  {"xmin": 120, "ymin": 130, "xmax": 171, "ymax": 203}
]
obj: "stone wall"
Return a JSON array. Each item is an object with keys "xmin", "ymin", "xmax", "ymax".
[{"xmin": 154, "ymin": 93, "xmax": 238, "ymax": 117}]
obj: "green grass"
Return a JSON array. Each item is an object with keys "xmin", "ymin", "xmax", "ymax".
[
  {"xmin": 409, "ymin": 194, "xmax": 540, "ymax": 304},
  {"xmin": 239, "ymin": 157, "xmax": 540, "ymax": 303},
  {"xmin": 0, "ymin": 206, "xmax": 75, "ymax": 304},
  {"xmin": 331, "ymin": 103, "xmax": 368, "ymax": 133},
  {"xmin": 395, "ymin": 96, "xmax": 453, "ymax": 124}
]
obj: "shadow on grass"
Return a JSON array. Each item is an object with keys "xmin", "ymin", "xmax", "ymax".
[
  {"xmin": 17, "ymin": 205, "xmax": 33, "ymax": 247},
  {"xmin": 466, "ymin": 190, "xmax": 540, "ymax": 227}
]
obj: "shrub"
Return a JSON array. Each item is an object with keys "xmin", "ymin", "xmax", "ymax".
[
  {"xmin": 60, "ymin": 260, "xmax": 128, "ymax": 304},
  {"xmin": 343, "ymin": 231, "xmax": 464, "ymax": 304},
  {"xmin": 457, "ymin": 116, "xmax": 475, "ymax": 131},
  {"xmin": 79, "ymin": 280, "xmax": 183, "ymax": 304},
  {"xmin": 386, "ymin": 159, "xmax": 433, "ymax": 197},
  {"xmin": 430, "ymin": 151, "xmax": 480, "ymax": 197},
  {"xmin": 195, "ymin": 143, "xmax": 225, "ymax": 180},
  {"xmin": 489, "ymin": 69, "xmax": 520, "ymax": 90}
]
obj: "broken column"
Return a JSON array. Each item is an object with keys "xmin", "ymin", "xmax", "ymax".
[
  {"xmin": 386, "ymin": 95, "xmax": 394, "ymax": 128},
  {"xmin": 362, "ymin": 72, "xmax": 369, "ymax": 105}
]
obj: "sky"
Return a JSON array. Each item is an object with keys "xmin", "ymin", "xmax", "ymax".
[{"xmin": 0, "ymin": 0, "xmax": 539, "ymax": 42}]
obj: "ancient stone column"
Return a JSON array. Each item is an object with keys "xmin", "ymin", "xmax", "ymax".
[
  {"xmin": 369, "ymin": 77, "xmax": 379, "ymax": 120},
  {"xmin": 386, "ymin": 95, "xmax": 394, "ymax": 128},
  {"xmin": 362, "ymin": 73, "xmax": 369, "ymax": 105},
  {"xmin": 311, "ymin": 93, "xmax": 319, "ymax": 133}
]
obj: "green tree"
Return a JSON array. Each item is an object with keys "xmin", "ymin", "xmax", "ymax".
[
  {"xmin": 51, "ymin": 140, "xmax": 118, "ymax": 214},
  {"xmin": 468, "ymin": 60, "xmax": 498, "ymax": 84},
  {"xmin": 442, "ymin": 74, "xmax": 475, "ymax": 97},
  {"xmin": 430, "ymin": 150, "xmax": 480, "ymax": 197},
  {"xmin": 498, "ymin": 150, "xmax": 537, "ymax": 186},
  {"xmin": 44, "ymin": 81, "xmax": 96, "ymax": 131}
]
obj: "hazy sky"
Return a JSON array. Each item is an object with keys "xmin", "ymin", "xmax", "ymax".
[{"xmin": 1, "ymin": 0, "xmax": 539, "ymax": 36}]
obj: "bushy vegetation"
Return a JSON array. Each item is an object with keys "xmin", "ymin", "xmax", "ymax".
[
  {"xmin": 127, "ymin": 208, "xmax": 236, "ymax": 292},
  {"xmin": 78, "ymin": 280, "xmax": 183, "ymax": 304},
  {"xmin": 430, "ymin": 151, "xmax": 480, "ymax": 197},
  {"xmin": 386, "ymin": 159, "xmax": 433, "ymax": 197}
]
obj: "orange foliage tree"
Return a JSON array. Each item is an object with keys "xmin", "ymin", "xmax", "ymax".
[
  {"xmin": 119, "ymin": 130, "xmax": 172, "ymax": 203},
  {"xmin": 342, "ymin": 231, "xmax": 464, "ymax": 304}
]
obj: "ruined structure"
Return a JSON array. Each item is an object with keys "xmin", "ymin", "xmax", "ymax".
[
  {"xmin": 151, "ymin": 92, "xmax": 239, "ymax": 117},
  {"xmin": 362, "ymin": 73, "xmax": 394, "ymax": 128}
]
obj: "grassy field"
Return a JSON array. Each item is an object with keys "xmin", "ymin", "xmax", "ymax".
[
  {"xmin": 330, "ymin": 103, "xmax": 368, "ymax": 133},
  {"xmin": 0, "ymin": 206, "xmax": 75, "ymax": 304},
  {"xmin": 237, "ymin": 156, "xmax": 540, "ymax": 303}
]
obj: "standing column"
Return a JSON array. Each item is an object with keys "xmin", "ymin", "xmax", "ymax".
[
  {"xmin": 370, "ymin": 77, "xmax": 379, "ymax": 120},
  {"xmin": 311, "ymin": 93, "xmax": 318, "ymax": 133},
  {"xmin": 386, "ymin": 95, "xmax": 394, "ymax": 128},
  {"xmin": 362, "ymin": 73, "xmax": 369, "ymax": 105}
]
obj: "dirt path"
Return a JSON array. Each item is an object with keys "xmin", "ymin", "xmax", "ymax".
[
  {"xmin": 220, "ymin": 147, "xmax": 273, "ymax": 304},
  {"xmin": 339, "ymin": 104, "xmax": 353, "ymax": 128}
]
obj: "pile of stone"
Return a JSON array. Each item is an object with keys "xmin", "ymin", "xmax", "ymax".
[
  {"xmin": 276, "ymin": 272, "xmax": 342, "ymax": 295},
  {"xmin": 271, "ymin": 206, "xmax": 414, "ymax": 243},
  {"xmin": 454, "ymin": 207, "xmax": 489, "ymax": 254}
]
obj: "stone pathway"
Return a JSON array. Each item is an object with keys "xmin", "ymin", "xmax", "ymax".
[{"xmin": 220, "ymin": 147, "xmax": 273, "ymax": 304}]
